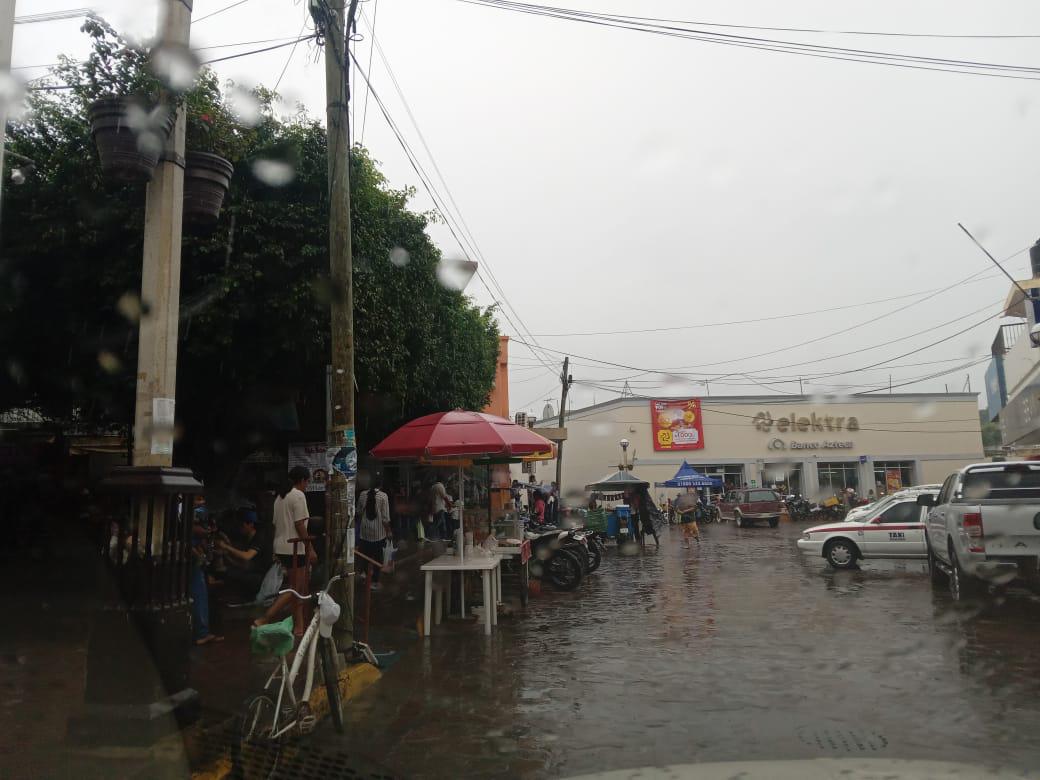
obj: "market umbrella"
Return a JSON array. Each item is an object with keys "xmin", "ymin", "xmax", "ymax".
[
  {"xmin": 655, "ymin": 460, "xmax": 723, "ymax": 489},
  {"xmin": 371, "ymin": 411, "xmax": 555, "ymax": 535}
]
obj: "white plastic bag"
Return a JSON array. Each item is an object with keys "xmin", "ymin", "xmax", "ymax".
[
  {"xmin": 254, "ymin": 560, "xmax": 285, "ymax": 605},
  {"xmin": 382, "ymin": 537, "xmax": 397, "ymax": 571}
]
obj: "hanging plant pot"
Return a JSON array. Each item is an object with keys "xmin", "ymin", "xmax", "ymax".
[
  {"xmin": 88, "ymin": 96, "xmax": 175, "ymax": 182},
  {"xmin": 183, "ymin": 152, "xmax": 234, "ymax": 225}
]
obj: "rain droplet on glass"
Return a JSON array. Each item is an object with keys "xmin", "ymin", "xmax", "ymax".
[
  {"xmin": 227, "ymin": 85, "xmax": 262, "ymax": 127},
  {"xmin": 150, "ymin": 43, "xmax": 200, "ymax": 93},
  {"xmin": 97, "ymin": 351, "xmax": 122, "ymax": 373},
  {"xmin": 116, "ymin": 292, "xmax": 143, "ymax": 323},
  {"xmin": 251, "ymin": 159, "xmax": 295, "ymax": 187},
  {"xmin": 389, "ymin": 246, "xmax": 410, "ymax": 267},
  {"xmin": 436, "ymin": 256, "xmax": 477, "ymax": 291}
]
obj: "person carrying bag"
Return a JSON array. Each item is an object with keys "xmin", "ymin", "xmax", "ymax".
[{"xmin": 356, "ymin": 481, "xmax": 392, "ymax": 591}]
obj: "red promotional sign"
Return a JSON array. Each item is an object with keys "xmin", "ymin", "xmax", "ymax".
[{"xmin": 650, "ymin": 399, "xmax": 705, "ymax": 451}]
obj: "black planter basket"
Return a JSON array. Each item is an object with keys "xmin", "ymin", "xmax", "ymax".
[
  {"xmin": 183, "ymin": 151, "xmax": 234, "ymax": 224},
  {"xmin": 88, "ymin": 96, "xmax": 175, "ymax": 182}
]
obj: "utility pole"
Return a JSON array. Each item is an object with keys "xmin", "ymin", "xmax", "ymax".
[
  {"xmin": 555, "ymin": 357, "xmax": 571, "ymax": 487},
  {"xmin": 134, "ymin": 0, "xmax": 191, "ymax": 465},
  {"xmin": 322, "ymin": 0, "xmax": 360, "ymax": 649}
]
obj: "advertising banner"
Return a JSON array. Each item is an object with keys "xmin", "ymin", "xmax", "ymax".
[
  {"xmin": 885, "ymin": 468, "xmax": 903, "ymax": 493},
  {"xmin": 650, "ymin": 399, "xmax": 705, "ymax": 451},
  {"xmin": 288, "ymin": 442, "xmax": 329, "ymax": 492}
]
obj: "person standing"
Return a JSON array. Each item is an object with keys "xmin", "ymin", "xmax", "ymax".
[
  {"xmin": 431, "ymin": 478, "xmax": 452, "ymax": 541},
  {"xmin": 356, "ymin": 482, "xmax": 391, "ymax": 591},
  {"xmin": 532, "ymin": 490, "xmax": 546, "ymax": 526},
  {"xmin": 674, "ymin": 488, "xmax": 701, "ymax": 548},
  {"xmin": 255, "ymin": 467, "xmax": 314, "ymax": 627},
  {"xmin": 190, "ymin": 495, "xmax": 223, "ymax": 645}
]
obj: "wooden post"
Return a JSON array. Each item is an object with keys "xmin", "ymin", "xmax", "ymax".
[
  {"xmin": 555, "ymin": 356, "xmax": 571, "ymax": 488},
  {"xmin": 324, "ymin": 0, "xmax": 361, "ymax": 648}
]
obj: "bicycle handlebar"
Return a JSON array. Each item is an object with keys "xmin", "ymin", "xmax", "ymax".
[{"xmin": 276, "ymin": 574, "xmax": 345, "ymax": 601}]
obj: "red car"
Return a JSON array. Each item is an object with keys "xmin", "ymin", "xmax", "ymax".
[{"xmin": 718, "ymin": 488, "xmax": 783, "ymax": 528}]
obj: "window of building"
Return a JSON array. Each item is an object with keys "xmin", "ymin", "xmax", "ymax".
[
  {"xmin": 817, "ymin": 462, "xmax": 858, "ymax": 495},
  {"xmin": 873, "ymin": 461, "xmax": 915, "ymax": 494},
  {"xmin": 695, "ymin": 464, "xmax": 745, "ymax": 492}
]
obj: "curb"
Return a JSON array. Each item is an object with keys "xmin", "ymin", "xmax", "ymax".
[{"xmin": 190, "ymin": 661, "xmax": 382, "ymax": 780}]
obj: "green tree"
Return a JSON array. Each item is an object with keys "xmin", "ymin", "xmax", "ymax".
[
  {"xmin": 1, "ymin": 19, "xmax": 499, "ymax": 482},
  {"xmin": 979, "ymin": 411, "xmax": 1002, "ymax": 450}
]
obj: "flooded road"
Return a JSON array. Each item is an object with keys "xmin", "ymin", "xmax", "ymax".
[{"xmin": 317, "ymin": 522, "xmax": 1040, "ymax": 778}]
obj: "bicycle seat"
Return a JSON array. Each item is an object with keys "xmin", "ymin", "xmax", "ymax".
[{"xmin": 250, "ymin": 616, "xmax": 295, "ymax": 656}]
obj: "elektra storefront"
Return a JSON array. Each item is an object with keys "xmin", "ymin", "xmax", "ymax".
[{"xmin": 540, "ymin": 393, "xmax": 985, "ymax": 500}]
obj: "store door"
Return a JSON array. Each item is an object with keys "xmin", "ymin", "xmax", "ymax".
[{"xmin": 765, "ymin": 463, "xmax": 801, "ymax": 495}]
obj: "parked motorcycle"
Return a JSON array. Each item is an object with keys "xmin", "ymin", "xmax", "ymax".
[
  {"xmin": 525, "ymin": 527, "xmax": 589, "ymax": 590},
  {"xmin": 785, "ymin": 495, "xmax": 812, "ymax": 522}
]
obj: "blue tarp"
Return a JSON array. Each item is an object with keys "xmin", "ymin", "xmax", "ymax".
[{"xmin": 655, "ymin": 461, "xmax": 723, "ymax": 489}]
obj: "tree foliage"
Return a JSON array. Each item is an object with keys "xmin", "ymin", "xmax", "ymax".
[{"xmin": 0, "ymin": 20, "xmax": 499, "ymax": 481}]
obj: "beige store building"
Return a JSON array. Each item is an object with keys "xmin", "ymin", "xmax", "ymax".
[{"xmin": 535, "ymin": 393, "xmax": 985, "ymax": 501}]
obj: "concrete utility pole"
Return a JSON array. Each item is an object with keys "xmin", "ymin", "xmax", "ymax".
[
  {"xmin": 555, "ymin": 356, "xmax": 571, "ymax": 487},
  {"xmin": 133, "ymin": 0, "xmax": 191, "ymax": 465},
  {"xmin": 0, "ymin": 0, "xmax": 17, "ymax": 229},
  {"xmin": 323, "ymin": 0, "xmax": 360, "ymax": 648}
]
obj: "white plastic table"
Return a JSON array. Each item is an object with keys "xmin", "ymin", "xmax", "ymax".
[{"xmin": 421, "ymin": 553, "xmax": 501, "ymax": 637}]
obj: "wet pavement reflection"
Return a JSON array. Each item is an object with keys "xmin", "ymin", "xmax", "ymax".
[{"xmin": 315, "ymin": 522, "xmax": 1040, "ymax": 778}]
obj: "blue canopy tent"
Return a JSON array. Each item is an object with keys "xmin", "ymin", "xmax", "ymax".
[{"xmin": 655, "ymin": 461, "xmax": 723, "ymax": 489}]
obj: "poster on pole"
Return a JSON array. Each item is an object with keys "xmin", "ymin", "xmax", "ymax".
[
  {"xmin": 288, "ymin": 442, "xmax": 329, "ymax": 492},
  {"xmin": 650, "ymin": 399, "xmax": 705, "ymax": 451}
]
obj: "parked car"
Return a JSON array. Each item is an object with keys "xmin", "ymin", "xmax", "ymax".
[
  {"xmin": 797, "ymin": 488, "xmax": 938, "ymax": 569},
  {"xmin": 918, "ymin": 462, "xmax": 1040, "ymax": 597},
  {"xmin": 842, "ymin": 484, "xmax": 943, "ymax": 524},
  {"xmin": 719, "ymin": 488, "xmax": 783, "ymax": 528}
]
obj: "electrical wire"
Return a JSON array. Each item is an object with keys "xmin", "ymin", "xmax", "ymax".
[
  {"xmin": 347, "ymin": 45, "xmax": 560, "ymax": 377},
  {"xmin": 193, "ymin": 0, "xmax": 253, "ymax": 26},
  {"xmin": 524, "ymin": 8, "xmax": 1040, "ymax": 40},
  {"xmin": 202, "ymin": 34, "xmax": 318, "ymax": 65},
  {"xmin": 352, "ymin": 26, "xmax": 557, "ymax": 374},
  {"xmin": 14, "ymin": 9, "xmax": 92, "ymax": 25},
  {"xmin": 456, "ymin": 0, "xmax": 1040, "ymax": 81},
  {"xmin": 273, "ymin": 18, "xmax": 311, "ymax": 93},
  {"xmin": 526, "ymin": 265, "xmax": 1025, "ymax": 338},
  {"xmin": 358, "ymin": 0, "xmax": 380, "ymax": 144}
]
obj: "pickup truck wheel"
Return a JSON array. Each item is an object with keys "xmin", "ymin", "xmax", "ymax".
[
  {"xmin": 768, "ymin": 517, "xmax": 779, "ymax": 528},
  {"xmin": 824, "ymin": 538, "xmax": 859, "ymax": 570},
  {"xmin": 734, "ymin": 513, "xmax": 744, "ymax": 528},
  {"xmin": 948, "ymin": 543, "xmax": 982, "ymax": 600}
]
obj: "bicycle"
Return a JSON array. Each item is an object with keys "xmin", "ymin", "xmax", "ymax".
[{"xmin": 237, "ymin": 574, "xmax": 347, "ymax": 747}]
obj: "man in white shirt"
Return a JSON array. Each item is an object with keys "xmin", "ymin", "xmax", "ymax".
[
  {"xmin": 356, "ymin": 482, "xmax": 392, "ymax": 590},
  {"xmin": 256, "ymin": 466, "xmax": 314, "ymax": 626}
]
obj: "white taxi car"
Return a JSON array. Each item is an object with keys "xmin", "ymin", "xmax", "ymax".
[{"xmin": 797, "ymin": 489, "xmax": 938, "ymax": 569}]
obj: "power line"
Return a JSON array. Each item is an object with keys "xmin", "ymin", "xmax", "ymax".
[
  {"xmin": 456, "ymin": 1, "xmax": 1040, "ymax": 81},
  {"xmin": 273, "ymin": 17, "xmax": 311, "ymax": 93},
  {"xmin": 527, "ymin": 265, "xmax": 1023, "ymax": 338},
  {"xmin": 352, "ymin": 28, "xmax": 554, "ymax": 372},
  {"xmin": 503, "ymin": 6, "xmax": 1040, "ymax": 40},
  {"xmin": 346, "ymin": 44, "xmax": 559, "ymax": 376},
  {"xmin": 14, "ymin": 9, "xmax": 91, "ymax": 25},
  {"xmin": 192, "ymin": 0, "xmax": 253, "ymax": 26},
  {"xmin": 201, "ymin": 34, "xmax": 317, "ymax": 65},
  {"xmin": 358, "ymin": 0, "xmax": 379, "ymax": 144}
]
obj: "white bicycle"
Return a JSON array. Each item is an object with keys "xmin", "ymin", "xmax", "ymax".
[{"xmin": 238, "ymin": 574, "xmax": 377, "ymax": 744}]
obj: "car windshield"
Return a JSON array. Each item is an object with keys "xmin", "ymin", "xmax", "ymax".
[{"xmin": 7, "ymin": 2, "xmax": 1040, "ymax": 779}]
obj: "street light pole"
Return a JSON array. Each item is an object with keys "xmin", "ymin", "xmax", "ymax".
[{"xmin": 133, "ymin": 0, "xmax": 191, "ymax": 465}]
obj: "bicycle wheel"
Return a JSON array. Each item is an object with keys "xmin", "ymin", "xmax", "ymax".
[
  {"xmin": 232, "ymin": 694, "xmax": 280, "ymax": 780},
  {"xmin": 319, "ymin": 637, "xmax": 345, "ymax": 734}
]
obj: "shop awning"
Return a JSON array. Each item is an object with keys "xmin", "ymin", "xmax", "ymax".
[{"xmin": 655, "ymin": 460, "xmax": 723, "ymax": 488}]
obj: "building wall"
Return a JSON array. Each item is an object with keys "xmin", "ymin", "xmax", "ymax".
[{"xmin": 539, "ymin": 394, "xmax": 984, "ymax": 502}]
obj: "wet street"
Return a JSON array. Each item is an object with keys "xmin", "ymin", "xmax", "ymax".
[{"xmin": 310, "ymin": 521, "xmax": 1040, "ymax": 778}]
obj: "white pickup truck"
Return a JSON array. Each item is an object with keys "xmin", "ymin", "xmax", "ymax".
[{"xmin": 918, "ymin": 462, "xmax": 1040, "ymax": 597}]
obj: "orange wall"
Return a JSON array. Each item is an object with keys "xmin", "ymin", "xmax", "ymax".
[
  {"xmin": 483, "ymin": 335, "xmax": 510, "ymax": 418},
  {"xmin": 484, "ymin": 336, "xmax": 512, "ymax": 514}
]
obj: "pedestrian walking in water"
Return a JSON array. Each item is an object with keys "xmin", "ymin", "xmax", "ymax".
[{"xmin": 674, "ymin": 488, "xmax": 701, "ymax": 547}]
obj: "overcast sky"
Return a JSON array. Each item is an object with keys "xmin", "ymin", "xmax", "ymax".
[{"xmin": 14, "ymin": 1, "xmax": 1040, "ymax": 418}]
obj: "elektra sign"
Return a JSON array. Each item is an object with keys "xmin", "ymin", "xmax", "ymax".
[{"xmin": 754, "ymin": 411, "xmax": 857, "ymax": 450}]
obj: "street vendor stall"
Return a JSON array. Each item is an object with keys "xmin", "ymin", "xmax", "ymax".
[
  {"xmin": 371, "ymin": 411, "xmax": 553, "ymax": 635},
  {"xmin": 585, "ymin": 470, "xmax": 650, "ymax": 542},
  {"xmin": 655, "ymin": 461, "xmax": 723, "ymax": 495}
]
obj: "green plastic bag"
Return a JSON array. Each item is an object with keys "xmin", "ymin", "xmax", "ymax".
[{"xmin": 250, "ymin": 616, "xmax": 294, "ymax": 657}]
